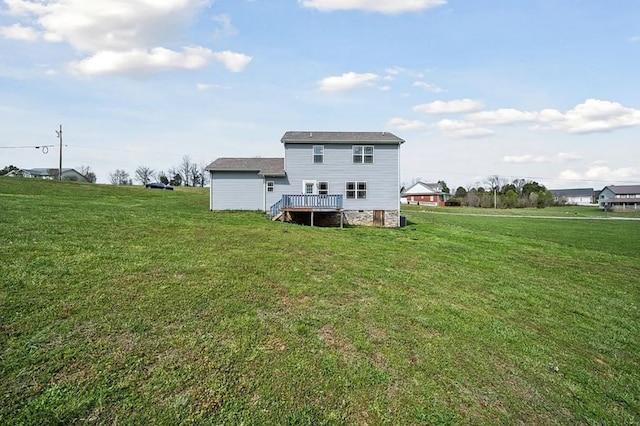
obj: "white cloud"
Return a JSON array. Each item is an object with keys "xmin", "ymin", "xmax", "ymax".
[
  {"xmin": 503, "ymin": 155, "xmax": 550, "ymax": 164},
  {"xmin": 413, "ymin": 81, "xmax": 445, "ymax": 93},
  {"xmin": 69, "ymin": 47, "xmax": 213, "ymax": 76},
  {"xmin": 212, "ymin": 14, "xmax": 238, "ymax": 39},
  {"xmin": 385, "ymin": 66, "xmax": 425, "ymax": 78},
  {"xmin": 630, "ymin": 35, "xmax": 640, "ymax": 42},
  {"xmin": 387, "ymin": 117, "xmax": 427, "ymax": 131},
  {"xmin": 557, "ymin": 151, "xmax": 582, "ymax": 161},
  {"xmin": 469, "ymin": 99, "xmax": 640, "ymax": 134},
  {"xmin": 437, "ymin": 119, "xmax": 493, "ymax": 138},
  {"xmin": 197, "ymin": 83, "xmax": 231, "ymax": 91},
  {"xmin": 2, "ymin": 0, "xmax": 252, "ymax": 76},
  {"xmin": 212, "ymin": 51, "xmax": 253, "ymax": 72},
  {"xmin": 559, "ymin": 165, "xmax": 640, "ymax": 183},
  {"xmin": 318, "ymin": 72, "xmax": 379, "ymax": 92},
  {"xmin": 0, "ymin": 23, "xmax": 39, "ymax": 41},
  {"xmin": 468, "ymin": 108, "xmax": 538, "ymax": 124},
  {"xmin": 299, "ymin": 0, "xmax": 447, "ymax": 14},
  {"xmin": 414, "ymin": 98, "xmax": 482, "ymax": 114},
  {"xmin": 538, "ymin": 99, "xmax": 640, "ymax": 134},
  {"xmin": 503, "ymin": 151, "xmax": 582, "ymax": 164}
]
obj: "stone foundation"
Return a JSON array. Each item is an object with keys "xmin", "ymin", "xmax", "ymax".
[
  {"xmin": 282, "ymin": 209, "xmax": 400, "ymax": 227},
  {"xmin": 343, "ymin": 210, "xmax": 399, "ymax": 228}
]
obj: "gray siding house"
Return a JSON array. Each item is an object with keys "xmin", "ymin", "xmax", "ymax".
[
  {"xmin": 205, "ymin": 131, "xmax": 405, "ymax": 227},
  {"xmin": 598, "ymin": 185, "xmax": 640, "ymax": 211}
]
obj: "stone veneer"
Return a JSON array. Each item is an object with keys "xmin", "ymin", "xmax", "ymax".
[
  {"xmin": 343, "ymin": 210, "xmax": 399, "ymax": 228},
  {"xmin": 282, "ymin": 209, "xmax": 400, "ymax": 227}
]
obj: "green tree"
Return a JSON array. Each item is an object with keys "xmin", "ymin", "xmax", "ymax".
[
  {"xmin": 0, "ymin": 165, "xmax": 19, "ymax": 175},
  {"xmin": 455, "ymin": 186, "xmax": 467, "ymax": 198},
  {"xmin": 522, "ymin": 181, "xmax": 546, "ymax": 197}
]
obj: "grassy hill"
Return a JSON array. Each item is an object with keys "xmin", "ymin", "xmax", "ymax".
[{"xmin": 1, "ymin": 178, "xmax": 638, "ymax": 424}]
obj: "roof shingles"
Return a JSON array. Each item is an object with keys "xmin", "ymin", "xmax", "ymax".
[
  {"xmin": 281, "ymin": 131, "xmax": 404, "ymax": 144},
  {"xmin": 205, "ymin": 158, "xmax": 285, "ymax": 176}
]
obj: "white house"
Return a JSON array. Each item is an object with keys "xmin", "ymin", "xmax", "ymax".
[
  {"xmin": 206, "ymin": 131, "xmax": 405, "ymax": 227},
  {"xmin": 401, "ymin": 181, "xmax": 452, "ymax": 206},
  {"xmin": 550, "ymin": 188, "xmax": 596, "ymax": 206},
  {"xmin": 6, "ymin": 168, "xmax": 89, "ymax": 182}
]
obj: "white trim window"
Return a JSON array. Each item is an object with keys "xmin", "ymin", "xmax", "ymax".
[
  {"xmin": 346, "ymin": 181, "xmax": 367, "ymax": 199},
  {"xmin": 303, "ymin": 180, "xmax": 316, "ymax": 195},
  {"xmin": 352, "ymin": 145, "xmax": 374, "ymax": 164},
  {"xmin": 266, "ymin": 181, "xmax": 274, "ymax": 192},
  {"xmin": 313, "ymin": 145, "xmax": 324, "ymax": 164},
  {"xmin": 318, "ymin": 181, "xmax": 329, "ymax": 195}
]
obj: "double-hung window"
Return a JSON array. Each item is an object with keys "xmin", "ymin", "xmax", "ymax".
[
  {"xmin": 266, "ymin": 181, "xmax": 274, "ymax": 192},
  {"xmin": 318, "ymin": 181, "xmax": 329, "ymax": 195},
  {"xmin": 346, "ymin": 181, "xmax": 367, "ymax": 199},
  {"xmin": 313, "ymin": 145, "xmax": 324, "ymax": 164},
  {"xmin": 352, "ymin": 146, "xmax": 374, "ymax": 164}
]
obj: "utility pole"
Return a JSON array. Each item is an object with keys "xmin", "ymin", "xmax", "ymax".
[{"xmin": 55, "ymin": 125, "xmax": 62, "ymax": 180}]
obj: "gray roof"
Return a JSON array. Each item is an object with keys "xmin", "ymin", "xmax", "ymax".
[
  {"xmin": 603, "ymin": 185, "xmax": 640, "ymax": 195},
  {"xmin": 25, "ymin": 168, "xmax": 76, "ymax": 176},
  {"xmin": 550, "ymin": 188, "xmax": 594, "ymax": 197},
  {"xmin": 281, "ymin": 131, "xmax": 405, "ymax": 144},
  {"xmin": 205, "ymin": 158, "xmax": 285, "ymax": 176}
]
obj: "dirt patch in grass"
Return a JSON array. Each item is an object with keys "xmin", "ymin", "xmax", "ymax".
[{"xmin": 318, "ymin": 324, "xmax": 357, "ymax": 363}]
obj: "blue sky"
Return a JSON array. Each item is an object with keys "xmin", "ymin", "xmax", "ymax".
[{"xmin": 1, "ymin": 0, "xmax": 639, "ymax": 189}]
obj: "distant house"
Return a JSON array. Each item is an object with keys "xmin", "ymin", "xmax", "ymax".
[
  {"xmin": 6, "ymin": 168, "xmax": 89, "ymax": 182},
  {"xmin": 598, "ymin": 185, "xmax": 640, "ymax": 211},
  {"xmin": 401, "ymin": 181, "xmax": 452, "ymax": 206},
  {"xmin": 206, "ymin": 131, "xmax": 405, "ymax": 227},
  {"xmin": 550, "ymin": 188, "xmax": 596, "ymax": 206}
]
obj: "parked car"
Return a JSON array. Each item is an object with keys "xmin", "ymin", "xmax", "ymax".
[{"xmin": 145, "ymin": 182, "xmax": 174, "ymax": 190}]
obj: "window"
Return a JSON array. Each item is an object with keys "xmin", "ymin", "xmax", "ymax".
[
  {"xmin": 266, "ymin": 181, "xmax": 274, "ymax": 192},
  {"xmin": 318, "ymin": 181, "xmax": 329, "ymax": 195},
  {"xmin": 352, "ymin": 145, "xmax": 374, "ymax": 164},
  {"xmin": 346, "ymin": 181, "xmax": 366, "ymax": 199},
  {"xmin": 304, "ymin": 182, "xmax": 315, "ymax": 194},
  {"xmin": 313, "ymin": 145, "xmax": 324, "ymax": 164}
]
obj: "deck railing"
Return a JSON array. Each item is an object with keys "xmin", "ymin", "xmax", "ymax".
[{"xmin": 269, "ymin": 194, "xmax": 343, "ymax": 219}]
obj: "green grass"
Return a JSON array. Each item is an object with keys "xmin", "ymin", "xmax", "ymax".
[
  {"xmin": 1, "ymin": 178, "xmax": 639, "ymax": 425},
  {"xmin": 403, "ymin": 203, "xmax": 640, "ymax": 218}
]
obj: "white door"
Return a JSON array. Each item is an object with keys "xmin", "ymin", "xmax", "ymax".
[{"xmin": 302, "ymin": 180, "xmax": 317, "ymax": 195}]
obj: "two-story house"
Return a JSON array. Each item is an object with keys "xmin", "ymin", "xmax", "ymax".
[
  {"xmin": 206, "ymin": 131, "xmax": 405, "ymax": 227},
  {"xmin": 598, "ymin": 184, "xmax": 640, "ymax": 211}
]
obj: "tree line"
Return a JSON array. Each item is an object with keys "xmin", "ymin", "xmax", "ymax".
[
  {"xmin": 109, "ymin": 156, "xmax": 209, "ymax": 187},
  {"xmin": 451, "ymin": 175, "xmax": 554, "ymax": 208}
]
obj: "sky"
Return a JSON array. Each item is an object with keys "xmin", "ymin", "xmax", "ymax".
[{"xmin": 1, "ymin": 0, "xmax": 639, "ymax": 190}]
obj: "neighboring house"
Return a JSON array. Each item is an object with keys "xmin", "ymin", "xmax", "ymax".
[
  {"xmin": 401, "ymin": 181, "xmax": 452, "ymax": 206},
  {"xmin": 6, "ymin": 168, "xmax": 89, "ymax": 182},
  {"xmin": 206, "ymin": 131, "xmax": 405, "ymax": 227},
  {"xmin": 598, "ymin": 184, "xmax": 640, "ymax": 211},
  {"xmin": 550, "ymin": 188, "xmax": 596, "ymax": 206}
]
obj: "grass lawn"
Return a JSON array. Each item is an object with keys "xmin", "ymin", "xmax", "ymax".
[{"xmin": 1, "ymin": 178, "xmax": 639, "ymax": 424}]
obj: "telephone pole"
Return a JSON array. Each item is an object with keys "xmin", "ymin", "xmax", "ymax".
[{"xmin": 56, "ymin": 125, "xmax": 62, "ymax": 180}]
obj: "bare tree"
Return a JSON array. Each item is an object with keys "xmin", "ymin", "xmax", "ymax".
[
  {"xmin": 109, "ymin": 169, "xmax": 130, "ymax": 185},
  {"xmin": 512, "ymin": 178, "xmax": 526, "ymax": 195},
  {"xmin": 135, "ymin": 165, "xmax": 155, "ymax": 185},
  {"xmin": 178, "ymin": 155, "xmax": 193, "ymax": 186},
  {"xmin": 198, "ymin": 161, "xmax": 210, "ymax": 187},
  {"xmin": 78, "ymin": 165, "xmax": 97, "ymax": 183},
  {"xmin": 485, "ymin": 175, "xmax": 508, "ymax": 193}
]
